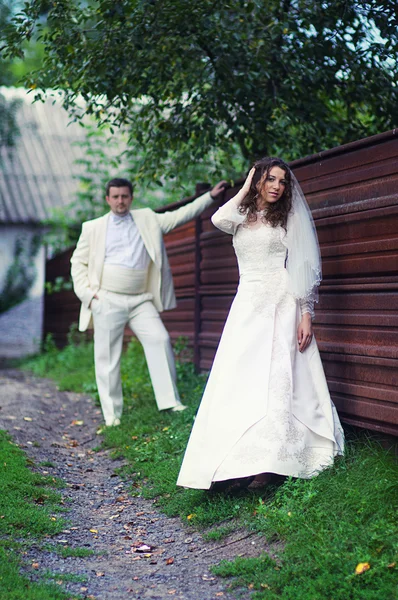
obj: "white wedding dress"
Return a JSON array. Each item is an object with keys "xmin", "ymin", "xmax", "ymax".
[{"xmin": 177, "ymin": 204, "xmax": 344, "ymax": 490}]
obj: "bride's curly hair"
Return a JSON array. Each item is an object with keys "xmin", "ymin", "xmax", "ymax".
[{"xmin": 238, "ymin": 156, "xmax": 293, "ymax": 230}]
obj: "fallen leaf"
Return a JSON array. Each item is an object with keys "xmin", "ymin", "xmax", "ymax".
[
  {"xmin": 71, "ymin": 420, "xmax": 84, "ymax": 426},
  {"xmin": 23, "ymin": 417, "xmax": 33, "ymax": 422},
  {"xmin": 215, "ymin": 594, "xmax": 224, "ymax": 597},
  {"xmin": 166, "ymin": 557, "xmax": 174, "ymax": 565},
  {"xmin": 163, "ymin": 538, "xmax": 175, "ymax": 544},
  {"xmin": 136, "ymin": 511, "xmax": 145, "ymax": 516},
  {"xmin": 90, "ymin": 529, "xmax": 98, "ymax": 534},
  {"xmin": 31, "ymin": 562, "xmax": 40, "ymax": 569},
  {"xmin": 134, "ymin": 544, "xmax": 152, "ymax": 553},
  {"xmin": 56, "ymin": 580, "xmax": 63, "ymax": 585},
  {"xmin": 355, "ymin": 562, "xmax": 370, "ymax": 575},
  {"xmin": 202, "ymin": 575, "xmax": 215, "ymax": 581},
  {"xmin": 187, "ymin": 514, "xmax": 196, "ymax": 521},
  {"xmin": 162, "ymin": 427, "xmax": 169, "ymax": 432},
  {"xmin": 96, "ymin": 572, "xmax": 105, "ymax": 577},
  {"xmin": 248, "ymin": 583, "xmax": 254, "ymax": 589},
  {"xmin": 167, "ymin": 591, "xmax": 176, "ymax": 595},
  {"xmin": 387, "ymin": 562, "xmax": 396, "ymax": 568},
  {"xmin": 144, "ymin": 553, "xmax": 152, "ymax": 558},
  {"xmin": 261, "ymin": 583, "xmax": 271, "ymax": 589}
]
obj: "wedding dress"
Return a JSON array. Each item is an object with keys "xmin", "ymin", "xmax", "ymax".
[{"xmin": 177, "ymin": 203, "xmax": 344, "ymax": 490}]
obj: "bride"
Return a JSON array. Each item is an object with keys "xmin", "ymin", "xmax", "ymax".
[{"xmin": 177, "ymin": 157, "xmax": 344, "ymax": 490}]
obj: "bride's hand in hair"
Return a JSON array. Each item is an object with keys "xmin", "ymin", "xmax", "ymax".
[
  {"xmin": 229, "ymin": 166, "xmax": 256, "ymax": 206},
  {"xmin": 241, "ymin": 167, "xmax": 256, "ymax": 196}
]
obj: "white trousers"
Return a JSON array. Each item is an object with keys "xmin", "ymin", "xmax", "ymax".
[{"xmin": 91, "ymin": 290, "xmax": 182, "ymax": 426}]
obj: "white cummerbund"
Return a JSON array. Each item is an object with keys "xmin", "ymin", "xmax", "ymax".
[{"xmin": 101, "ymin": 265, "xmax": 148, "ymax": 295}]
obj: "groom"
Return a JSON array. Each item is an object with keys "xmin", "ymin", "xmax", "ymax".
[{"xmin": 71, "ymin": 177, "xmax": 226, "ymax": 426}]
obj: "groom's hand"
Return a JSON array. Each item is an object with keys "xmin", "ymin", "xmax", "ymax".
[{"xmin": 210, "ymin": 180, "xmax": 228, "ymax": 201}]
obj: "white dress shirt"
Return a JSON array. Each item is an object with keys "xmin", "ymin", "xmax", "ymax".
[{"xmin": 104, "ymin": 212, "xmax": 151, "ymax": 270}]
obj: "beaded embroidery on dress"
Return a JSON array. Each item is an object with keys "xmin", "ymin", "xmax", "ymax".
[{"xmin": 177, "ymin": 209, "xmax": 344, "ymax": 490}]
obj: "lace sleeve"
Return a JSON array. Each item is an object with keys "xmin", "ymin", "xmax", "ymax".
[
  {"xmin": 211, "ymin": 191, "xmax": 247, "ymax": 235},
  {"xmin": 299, "ymin": 298, "xmax": 315, "ymax": 320}
]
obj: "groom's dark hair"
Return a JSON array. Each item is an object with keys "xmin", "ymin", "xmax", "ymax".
[{"xmin": 106, "ymin": 178, "xmax": 134, "ymax": 196}]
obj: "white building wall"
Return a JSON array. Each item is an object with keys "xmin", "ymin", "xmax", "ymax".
[{"xmin": 0, "ymin": 225, "xmax": 45, "ymax": 357}]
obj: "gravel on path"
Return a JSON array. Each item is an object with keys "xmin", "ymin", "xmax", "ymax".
[{"xmin": 0, "ymin": 368, "xmax": 272, "ymax": 600}]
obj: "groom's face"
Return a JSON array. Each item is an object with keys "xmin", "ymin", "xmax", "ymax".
[{"xmin": 106, "ymin": 186, "xmax": 133, "ymax": 216}]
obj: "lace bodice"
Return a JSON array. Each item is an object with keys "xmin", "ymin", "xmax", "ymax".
[{"xmin": 232, "ymin": 221, "xmax": 287, "ymax": 276}]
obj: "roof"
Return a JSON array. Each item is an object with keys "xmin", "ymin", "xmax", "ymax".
[{"xmin": 0, "ymin": 87, "xmax": 90, "ymax": 225}]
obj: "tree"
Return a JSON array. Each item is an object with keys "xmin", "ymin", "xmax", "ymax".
[
  {"xmin": 4, "ymin": 0, "xmax": 398, "ymax": 183},
  {"xmin": 0, "ymin": 0, "xmax": 21, "ymax": 148}
]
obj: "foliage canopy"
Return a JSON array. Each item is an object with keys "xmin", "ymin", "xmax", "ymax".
[{"xmin": 4, "ymin": 0, "xmax": 398, "ymax": 181}]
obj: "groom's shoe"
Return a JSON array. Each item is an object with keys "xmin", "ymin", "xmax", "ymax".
[
  {"xmin": 171, "ymin": 404, "xmax": 187, "ymax": 412},
  {"xmin": 105, "ymin": 417, "xmax": 121, "ymax": 427}
]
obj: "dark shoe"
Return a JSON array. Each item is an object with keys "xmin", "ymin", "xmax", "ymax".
[
  {"xmin": 210, "ymin": 476, "xmax": 255, "ymax": 494},
  {"xmin": 247, "ymin": 473, "xmax": 273, "ymax": 491}
]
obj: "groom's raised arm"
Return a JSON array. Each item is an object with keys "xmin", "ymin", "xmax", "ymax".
[{"xmin": 155, "ymin": 181, "xmax": 227, "ymax": 235}]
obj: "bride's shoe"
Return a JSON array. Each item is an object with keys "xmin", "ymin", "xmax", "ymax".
[
  {"xmin": 210, "ymin": 476, "xmax": 255, "ymax": 493},
  {"xmin": 247, "ymin": 474, "xmax": 273, "ymax": 490},
  {"xmin": 171, "ymin": 404, "xmax": 187, "ymax": 412}
]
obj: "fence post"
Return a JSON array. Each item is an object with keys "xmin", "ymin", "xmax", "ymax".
[{"xmin": 193, "ymin": 183, "xmax": 211, "ymax": 372}]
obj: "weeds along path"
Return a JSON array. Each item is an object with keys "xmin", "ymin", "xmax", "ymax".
[{"xmin": 0, "ymin": 368, "xmax": 266, "ymax": 600}]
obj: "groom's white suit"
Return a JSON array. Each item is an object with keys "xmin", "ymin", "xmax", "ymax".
[{"xmin": 71, "ymin": 190, "xmax": 215, "ymax": 425}]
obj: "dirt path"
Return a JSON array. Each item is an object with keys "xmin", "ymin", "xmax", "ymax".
[{"xmin": 0, "ymin": 368, "xmax": 269, "ymax": 600}]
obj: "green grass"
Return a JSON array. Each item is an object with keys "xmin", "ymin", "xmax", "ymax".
[
  {"xmin": 0, "ymin": 431, "xmax": 80, "ymax": 599},
  {"xmin": 202, "ymin": 523, "xmax": 238, "ymax": 542},
  {"xmin": 21, "ymin": 334, "xmax": 398, "ymax": 599},
  {"xmin": 213, "ymin": 440, "xmax": 398, "ymax": 599},
  {"xmin": 0, "ymin": 547, "xmax": 81, "ymax": 599},
  {"xmin": 42, "ymin": 544, "xmax": 95, "ymax": 558},
  {"xmin": 0, "ymin": 431, "xmax": 65, "ymax": 538},
  {"xmin": 23, "ymin": 329, "xmax": 96, "ymax": 394}
]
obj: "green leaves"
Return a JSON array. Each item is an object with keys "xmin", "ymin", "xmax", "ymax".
[{"xmin": 3, "ymin": 0, "xmax": 398, "ymax": 182}]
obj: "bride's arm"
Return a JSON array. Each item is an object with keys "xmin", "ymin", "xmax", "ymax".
[
  {"xmin": 211, "ymin": 168, "xmax": 255, "ymax": 235},
  {"xmin": 297, "ymin": 311, "xmax": 313, "ymax": 352},
  {"xmin": 299, "ymin": 298, "xmax": 315, "ymax": 320}
]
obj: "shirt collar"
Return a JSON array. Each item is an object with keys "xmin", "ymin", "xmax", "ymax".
[{"xmin": 110, "ymin": 212, "xmax": 133, "ymax": 225}]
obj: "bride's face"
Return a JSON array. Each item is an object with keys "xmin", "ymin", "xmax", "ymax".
[{"xmin": 258, "ymin": 166, "xmax": 287, "ymax": 205}]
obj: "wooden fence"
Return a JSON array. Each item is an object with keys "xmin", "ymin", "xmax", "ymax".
[{"xmin": 45, "ymin": 130, "xmax": 398, "ymax": 436}]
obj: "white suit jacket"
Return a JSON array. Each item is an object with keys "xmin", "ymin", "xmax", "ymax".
[{"xmin": 70, "ymin": 191, "xmax": 214, "ymax": 331}]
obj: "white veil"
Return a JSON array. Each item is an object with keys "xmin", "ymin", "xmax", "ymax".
[{"xmin": 284, "ymin": 172, "xmax": 322, "ymax": 304}]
